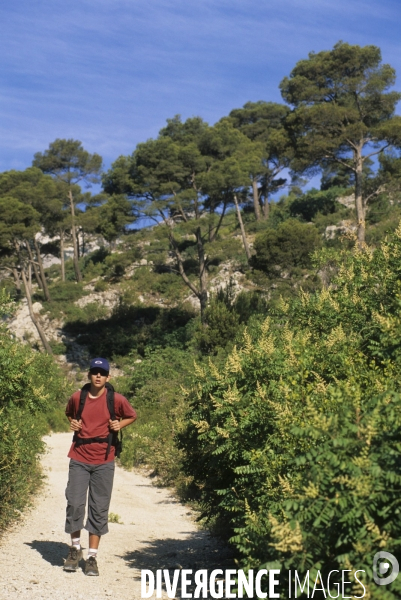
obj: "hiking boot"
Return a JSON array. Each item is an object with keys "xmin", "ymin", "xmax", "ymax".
[
  {"xmin": 85, "ymin": 555, "xmax": 99, "ymax": 576},
  {"xmin": 63, "ymin": 546, "xmax": 83, "ymax": 571}
]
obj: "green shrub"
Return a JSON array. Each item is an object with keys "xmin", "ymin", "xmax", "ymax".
[
  {"xmin": 104, "ymin": 252, "xmax": 131, "ymax": 278},
  {"xmin": 65, "ymin": 303, "xmax": 195, "ymax": 358},
  {"xmin": 47, "ymin": 281, "xmax": 87, "ymax": 303},
  {"xmin": 49, "ymin": 340, "xmax": 67, "ymax": 355},
  {"xmin": 0, "ymin": 294, "xmax": 67, "ymax": 530},
  {"xmin": 151, "ymin": 272, "xmax": 187, "ymax": 302},
  {"xmin": 232, "ymin": 290, "xmax": 269, "ymax": 323},
  {"xmin": 251, "ymin": 219, "xmax": 322, "ymax": 276},
  {"xmin": 289, "ymin": 186, "xmax": 348, "ymax": 221},
  {"xmin": 119, "ymin": 346, "xmax": 195, "ymax": 488},
  {"xmin": 194, "ymin": 299, "xmax": 241, "ymax": 354},
  {"xmin": 41, "ymin": 281, "xmax": 88, "ymax": 320},
  {"xmin": 177, "ymin": 225, "xmax": 401, "ymax": 598},
  {"xmin": 94, "ymin": 278, "xmax": 108, "ymax": 292}
]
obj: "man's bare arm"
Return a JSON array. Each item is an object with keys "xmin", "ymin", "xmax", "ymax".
[
  {"xmin": 109, "ymin": 417, "xmax": 136, "ymax": 432},
  {"xmin": 67, "ymin": 416, "xmax": 82, "ymax": 432}
]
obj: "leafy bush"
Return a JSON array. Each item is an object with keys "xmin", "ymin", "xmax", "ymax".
[
  {"xmin": 104, "ymin": 252, "xmax": 132, "ymax": 278},
  {"xmin": 0, "ymin": 292, "xmax": 67, "ymax": 530},
  {"xmin": 177, "ymin": 225, "xmax": 401, "ymax": 598},
  {"xmin": 49, "ymin": 340, "xmax": 68, "ymax": 354},
  {"xmin": 66, "ymin": 303, "xmax": 195, "ymax": 358},
  {"xmin": 194, "ymin": 299, "xmax": 241, "ymax": 354},
  {"xmin": 46, "ymin": 281, "xmax": 87, "ymax": 303},
  {"xmin": 232, "ymin": 290, "xmax": 269, "ymax": 323},
  {"xmin": 251, "ymin": 219, "xmax": 321, "ymax": 276},
  {"xmin": 289, "ymin": 187, "xmax": 348, "ymax": 221},
  {"xmin": 118, "ymin": 346, "xmax": 195, "ymax": 488}
]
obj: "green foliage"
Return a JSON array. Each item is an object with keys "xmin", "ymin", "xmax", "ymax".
[
  {"xmin": 42, "ymin": 280, "xmax": 108, "ymax": 324},
  {"xmin": 281, "ymin": 41, "xmax": 401, "ymax": 241},
  {"xmin": 205, "ymin": 236, "xmax": 244, "ymax": 265},
  {"xmin": 226, "ymin": 101, "xmax": 292, "ymax": 217},
  {"xmin": 0, "ymin": 197, "xmax": 40, "ymax": 248},
  {"xmin": 289, "ymin": 187, "xmax": 348, "ymax": 222},
  {"xmin": 108, "ymin": 512, "xmax": 123, "ymax": 524},
  {"xmin": 194, "ymin": 298, "xmax": 241, "ymax": 355},
  {"xmin": 177, "ymin": 224, "xmax": 401, "ymax": 597},
  {"xmin": 120, "ymin": 266, "xmax": 187, "ymax": 305},
  {"xmin": 65, "ymin": 302, "xmax": 195, "ymax": 358},
  {"xmin": 0, "ymin": 293, "xmax": 67, "ymax": 530},
  {"xmin": 49, "ymin": 340, "xmax": 68, "ymax": 355},
  {"xmin": 118, "ymin": 346, "xmax": 195, "ymax": 488},
  {"xmin": 93, "ymin": 278, "xmax": 108, "ymax": 292},
  {"xmin": 33, "ymin": 139, "xmax": 102, "ymax": 187},
  {"xmin": 41, "ymin": 280, "xmax": 88, "ymax": 320},
  {"xmin": 321, "ymin": 159, "xmax": 374, "ymax": 191},
  {"xmin": 88, "ymin": 194, "xmax": 136, "ymax": 244},
  {"xmin": 103, "ymin": 116, "xmax": 266, "ymax": 318},
  {"xmin": 232, "ymin": 290, "xmax": 269, "ymax": 323},
  {"xmin": 251, "ymin": 218, "xmax": 321, "ymax": 276},
  {"xmin": 365, "ymin": 207, "xmax": 401, "ymax": 246},
  {"xmin": 281, "ymin": 42, "xmax": 401, "ymax": 175},
  {"xmin": 47, "ymin": 280, "xmax": 87, "ymax": 303}
]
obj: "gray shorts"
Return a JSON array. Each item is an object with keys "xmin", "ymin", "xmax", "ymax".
[{"xmin": 65, "ymin": 459, "xmax": 115, "ymax": 537}]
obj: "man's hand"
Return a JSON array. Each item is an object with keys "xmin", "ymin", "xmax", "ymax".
[
  {"xmin": 109, "ymin": 419, "xmax": 121, "ymax": 432},
  {"xmin": 70, "ymin": 419, "xmax": 82, "ymax": 432}
]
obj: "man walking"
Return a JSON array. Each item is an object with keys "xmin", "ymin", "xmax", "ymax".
[{"xmin": 63, "ymin": 357, "xmax": 136, "ymax": 576}]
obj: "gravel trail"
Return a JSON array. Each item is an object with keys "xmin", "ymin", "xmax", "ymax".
[{"xmin": 0, "ymin": 433, "xmax": 232, "ymax": 600}]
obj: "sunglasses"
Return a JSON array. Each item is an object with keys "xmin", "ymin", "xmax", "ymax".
[{"xmin": 89, "ymin": 368, "xmax": 109, "ymax": 377}]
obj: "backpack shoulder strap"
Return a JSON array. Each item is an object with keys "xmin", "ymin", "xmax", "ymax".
[
  {"xmin": 105, "ymin": 382, "xmax": 116, "ymax": 459},
  {"xmin": 76, "ymin": 383, "xmax": 91, "ymax": 421},
  {"xmin": 105, "ymin": 382, "xmax": 115, "ymax": 420}
]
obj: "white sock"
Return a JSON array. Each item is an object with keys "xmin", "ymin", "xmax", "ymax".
[
  {"xmin": 71, "ymin": 537, "xmax": 80, "ymax": 550},
  {"xmin": 88, "ymin": 548, "xmax": 98, "ymax": 558}
]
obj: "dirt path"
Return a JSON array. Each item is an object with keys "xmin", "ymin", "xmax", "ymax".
[{"xmin": 0, "ymin": 433, "xmax": 232, "ymax": 600}]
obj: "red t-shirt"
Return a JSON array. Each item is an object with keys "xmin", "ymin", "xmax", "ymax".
[{"xmin": 65, "ymin": 388, "xmax": 137, "ymax": 464}]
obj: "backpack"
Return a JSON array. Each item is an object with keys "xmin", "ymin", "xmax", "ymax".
[{"xmin": 72, "ymin": 381, "xmax": 123, "ymax": 459}]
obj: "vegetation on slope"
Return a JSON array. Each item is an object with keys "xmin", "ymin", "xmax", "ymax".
[
  {"xmin": 0, "ymin": 291, "xmax": 69, "ymax": 532},
  {"xmin": 1, "ymin": 40, "xmax": 401, "ymax": 597}
]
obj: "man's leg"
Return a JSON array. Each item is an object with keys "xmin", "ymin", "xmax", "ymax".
[
  {"xmin": 84, "ymin": 461, "xmax": 115, "ymax": 576},
  {"xmin": 71, "ymin": 531, "xmax": 81, "ymax": 549},
  {"xmin": 89, "ymin": 533, "xmax": 100, "ymax": 550},
  {"xmin": 64, "ymin": 460, "xmax": 91, "ymax": 571}
]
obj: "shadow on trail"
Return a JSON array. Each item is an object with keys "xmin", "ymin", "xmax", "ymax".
[
  {"xmin": 25, "ymin": 540, "xmax": 69, "ymax": 567},
  {"xmin": 120, "ymin": 532, "xmax": 235, "ymax": 575}
]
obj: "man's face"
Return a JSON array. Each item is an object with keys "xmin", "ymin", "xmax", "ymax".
[{"xmin": 88, "ymin": 368, "xmax": 110, "ymax": 387}]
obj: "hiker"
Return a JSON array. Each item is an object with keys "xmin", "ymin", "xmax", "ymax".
[{"xmin": 63, "ymin": 357, "xmax": 137, "ymax": 576}]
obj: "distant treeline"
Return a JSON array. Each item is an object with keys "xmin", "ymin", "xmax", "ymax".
[{"xmin": 1, "ymin": 41, "xmax": 401, "ymax": 345}]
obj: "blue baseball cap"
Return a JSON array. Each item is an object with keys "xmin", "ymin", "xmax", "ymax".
[{"xmin": 89, "ymin": 357, "xmax": 110, "ymax": 372}]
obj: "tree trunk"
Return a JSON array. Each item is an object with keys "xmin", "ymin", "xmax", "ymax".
[
  {"xmin": 263, "ymin": 193, "xmax": 270, "ymax": 220},
  {"xmin": 234, "ymin": 195, "xmax": 252, "ymax": 264},
  {"xmin": 33, "ymin": 238, "xmax": 51, "ymax": 302},
  {"xmin": 354, "ymin": 149, "xmax": 365, "ymax": 244},
  {"xmin": 69, "ymin": 189, "xmax": 82, "ymax": 282},
  {"xmin": 12, "ymin": 268, "xmax": 22, "ymax": 298},
  {"xmin": 208, "ymin": 209, "xmax": 215, "ymax": 243},
  {"xmin": 81, "ymin": 229, "xmax": 85, "ymax": 257},
  {"xmin": 252, "ymin": 179, "xmax": 261, "ymax": 221},
  {"xmin": 209, "ymin": 201, "xmax": 228, "ymax": 243},
  {"xmin": 20, "ymin": 266, "xmax": 53, "ymax": 354},
  {"xmin": 167, "ymin": 229, "xmax": 204, "ymax": 313},
  {"xmin": 26, "ymin": 242, "xmax": 43, "ymax": 290},
  {"xmin": 27, "ymin": 262, "xmax": 32, "ymax": 296},
  {"xmin": 60, "ymin": 230, "xmax": 65, "ymax": 282},
  {"xmin": 196, "ymin": 227, "xmax": 208, "ymax": 322}
]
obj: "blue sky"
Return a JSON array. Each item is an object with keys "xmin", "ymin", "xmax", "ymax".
[{"xmin": 1, "ymin": 0, "xmax": 400, "ymax": 184}]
